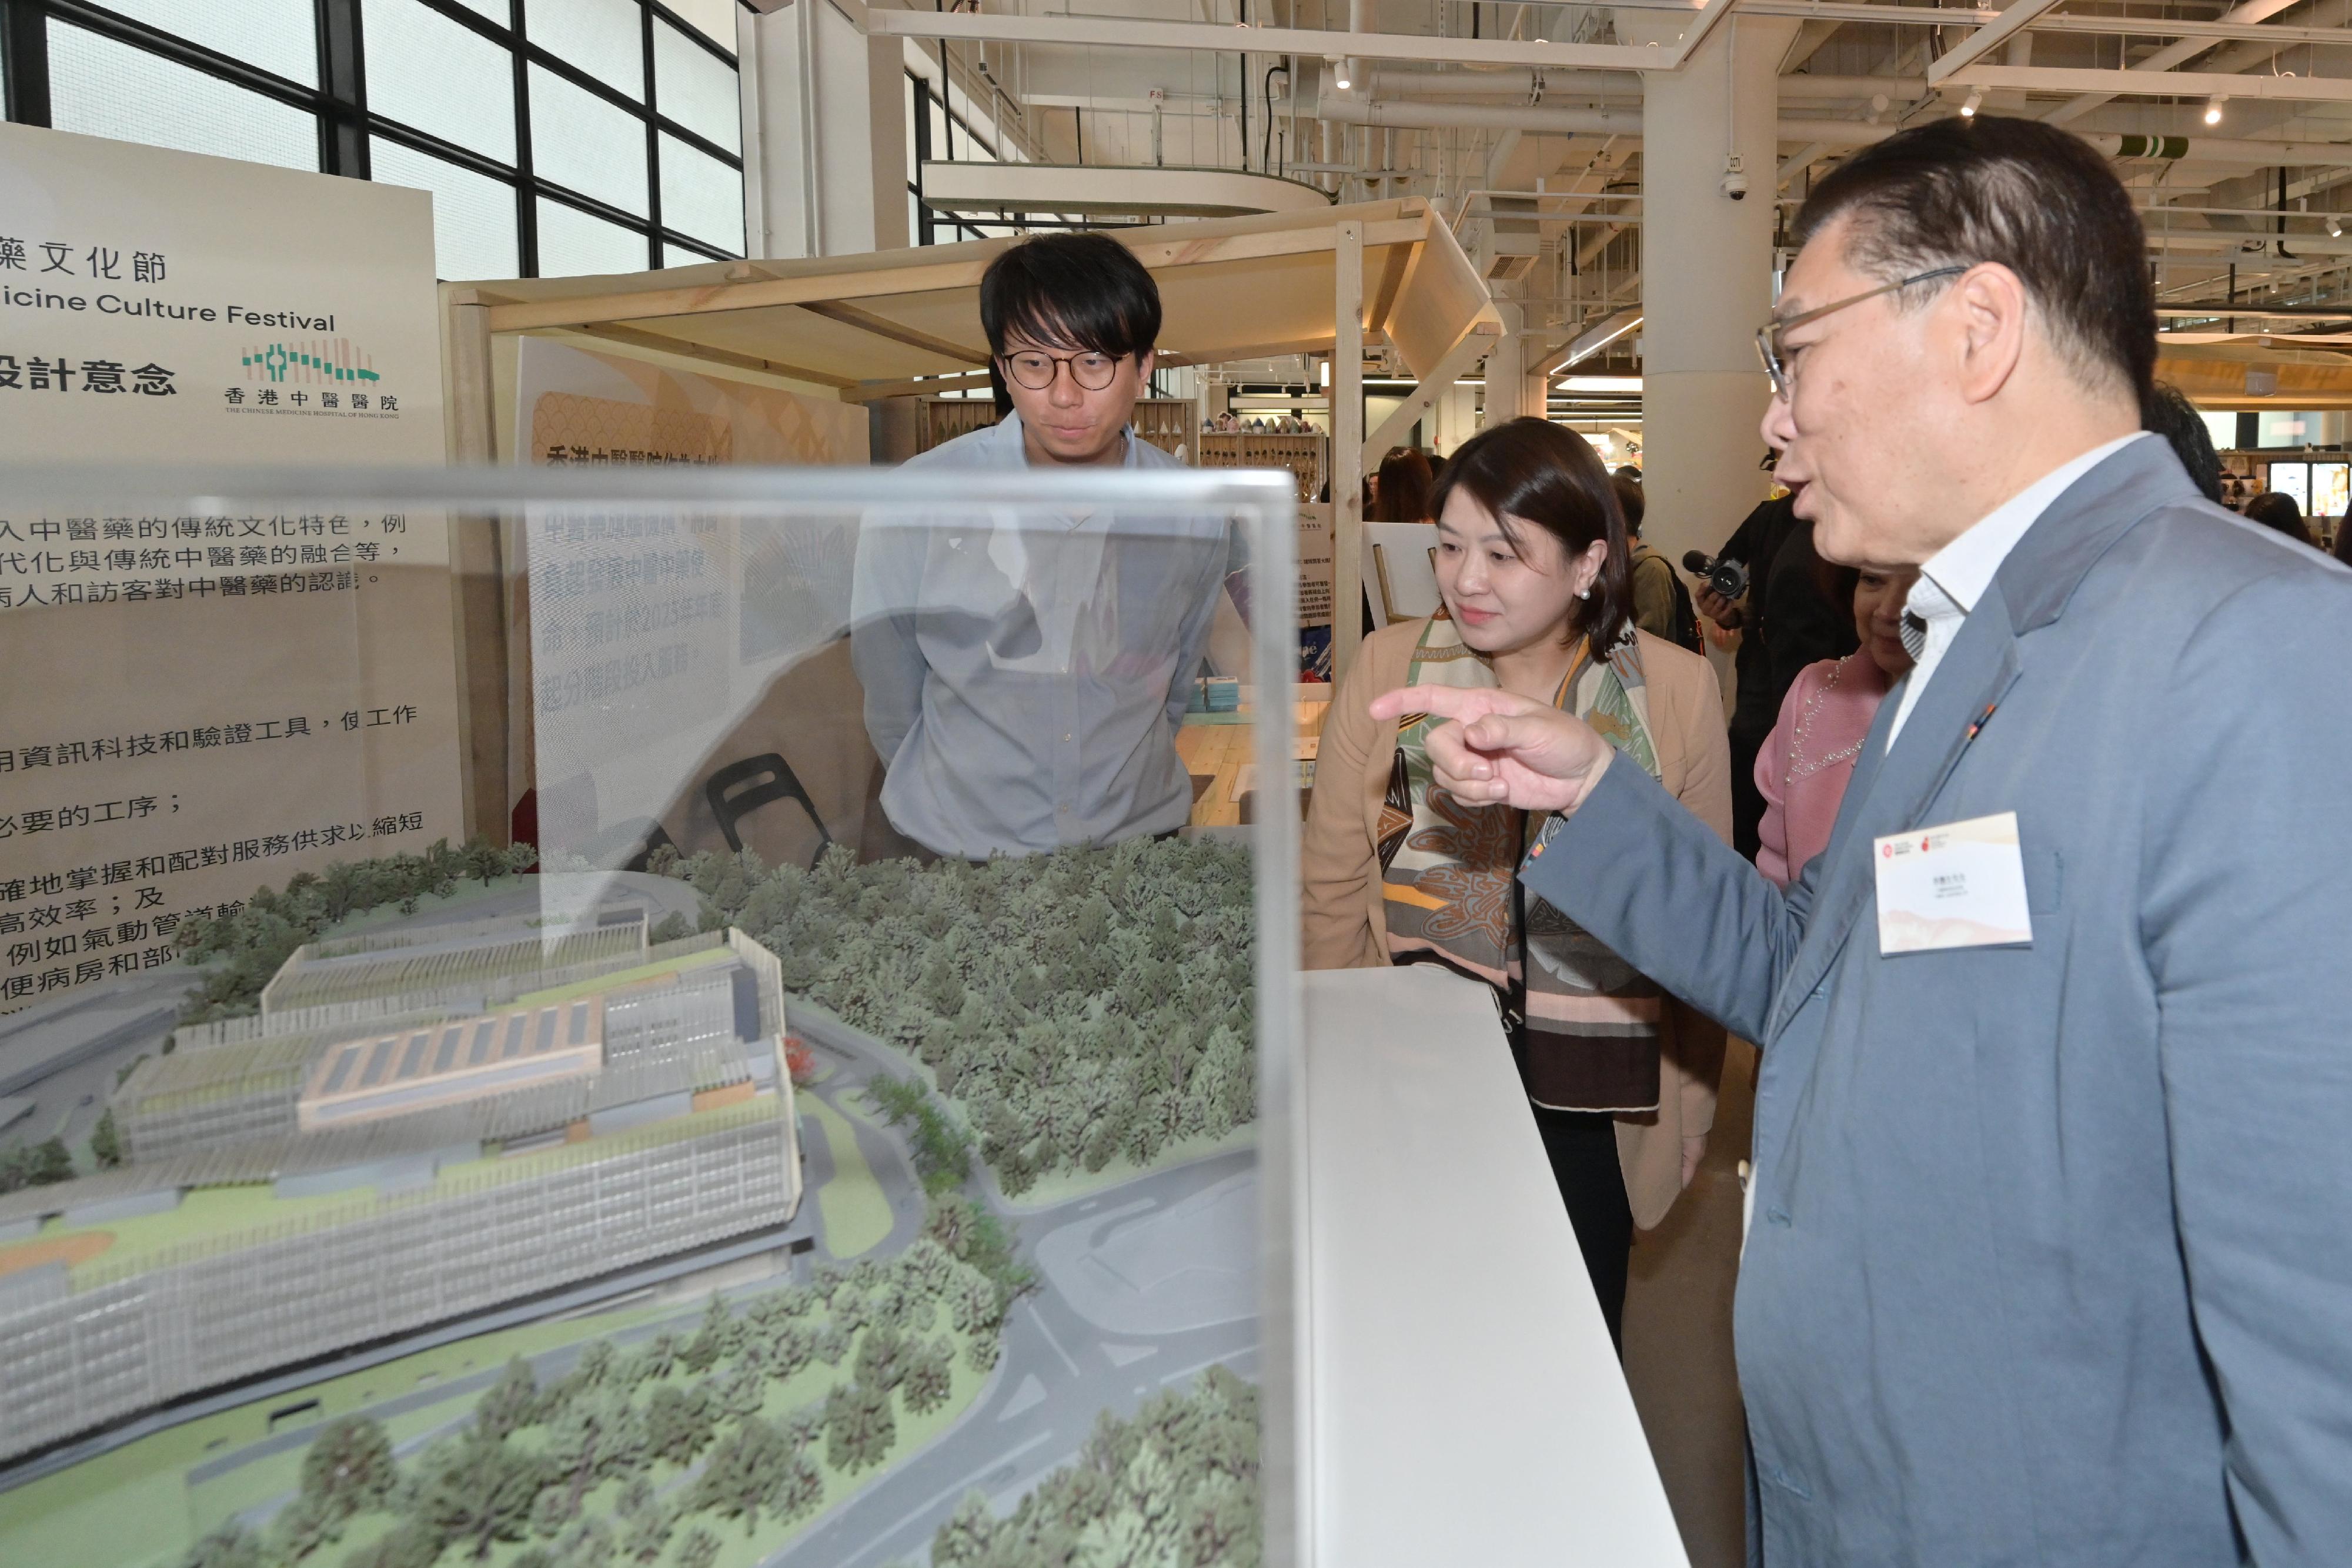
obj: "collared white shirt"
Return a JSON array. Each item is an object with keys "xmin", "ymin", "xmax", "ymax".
[
  {"xmin": 1885, "ymin": 432, "xmax": 2150, "ymax": 748},
  {"xmin": 850, "ymin": 411, "xmax": 1232, "ymax": 859}
]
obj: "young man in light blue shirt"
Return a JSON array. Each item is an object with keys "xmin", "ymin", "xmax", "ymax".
[{"xmin": 851, "ymin": 233, "xmax": 1228, "ymax": 860}]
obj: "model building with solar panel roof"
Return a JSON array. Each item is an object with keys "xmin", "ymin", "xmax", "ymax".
[{"xmin": 0, "ymin": 906, "xmax": 802, "ymax": 1462}]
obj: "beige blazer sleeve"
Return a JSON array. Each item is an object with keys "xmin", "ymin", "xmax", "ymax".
[{"xmin": 1299, "ymin": 623, "xmax": 1421, "ymax": 970}]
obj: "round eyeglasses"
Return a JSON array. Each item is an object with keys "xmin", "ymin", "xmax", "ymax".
[{"xmin": 999, "ymin": 349, "xmax": 1124, "ymax": 392}]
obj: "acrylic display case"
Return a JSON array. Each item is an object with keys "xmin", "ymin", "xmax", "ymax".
[{"xmin": 0, "ymin": 462, "xmax": 1304, "ymax": 1568}]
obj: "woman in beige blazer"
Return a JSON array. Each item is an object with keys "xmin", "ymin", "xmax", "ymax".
[{"xmin": 1302, "ymin": 419, "xmax": 1732, "ymax": 1348}]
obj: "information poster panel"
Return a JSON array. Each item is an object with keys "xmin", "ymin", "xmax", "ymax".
[
  {"xmin": 512, "ymin": 339, "xmax": 870, "ymax": 865},
  {"xmin": 0, "ymin": 124, "xmax": 460, "ymax": 1012}
]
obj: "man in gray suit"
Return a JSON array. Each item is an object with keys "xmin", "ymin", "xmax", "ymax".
[{"xmin": 1375, "ymin": 118, "xmax": 2352, "ymax": 1563}]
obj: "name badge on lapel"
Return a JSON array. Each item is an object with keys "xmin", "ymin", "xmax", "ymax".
[{"xmin": 1873, "ymin": 811, "xmax": 2033, "ymax": 955}]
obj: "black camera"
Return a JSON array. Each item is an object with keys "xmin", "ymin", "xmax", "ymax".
[{"xmin": 1682, "ymin": 550, "xmax": 1749, "ymax": 601}]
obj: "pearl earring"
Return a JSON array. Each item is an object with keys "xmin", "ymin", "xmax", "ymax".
[{"xmin": 1576, "ymin": 586, "xmax": 1592, "ymax": 600}]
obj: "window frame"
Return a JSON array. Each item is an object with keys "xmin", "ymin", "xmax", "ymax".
[{"xmin": 0, "ymin": 0, "xmax": 747, "ymax": 277}]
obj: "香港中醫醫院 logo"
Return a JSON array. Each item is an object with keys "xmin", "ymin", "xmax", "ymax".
[
  {"xmin": 226, "ymin": 337, "xmax": 399, "ymax": 414},
  {"xmin": 242, "ymin": 338, "xmax": 380, "ymax": 385}
]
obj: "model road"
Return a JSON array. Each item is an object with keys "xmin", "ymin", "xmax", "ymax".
[{"xmin": 770, "ymin": 1019, "xmax": 1259, "ymax": 1568}]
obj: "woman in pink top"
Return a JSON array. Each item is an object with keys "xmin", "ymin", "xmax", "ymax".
[{"xmin": 1755, "ymin": 564, "xmax": 1918, "ymax": 887}]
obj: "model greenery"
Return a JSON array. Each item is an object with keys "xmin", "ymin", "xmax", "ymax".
[
  {"xmin": 926, "ymin": 1365, "xmax": 1261, "ymax": 1568},
  {"xmin": 171, "ymin": 838, "xmax": 540, "ymax": 1024},
  {"xmin": 0, "ymin": 1137, "xmax": 75, "ymax": 1195},
  {"xmin": 666, "ymin": 837, "xmax": 1255, "ymax": 1196},
  {"xmin": 173, "ymin": 1196, "xmax": 1027, "ymax": 1568}
]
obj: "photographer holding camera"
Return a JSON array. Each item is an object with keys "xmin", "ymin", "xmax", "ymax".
[{"xmin": 1693, "ymin": 459, "xmax": 1857, "ymax": 858}]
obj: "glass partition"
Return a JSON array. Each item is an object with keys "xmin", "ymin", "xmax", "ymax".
[{"xmin": 0, "ymin": 463, "xmax": 1301, "ymax": 1568}]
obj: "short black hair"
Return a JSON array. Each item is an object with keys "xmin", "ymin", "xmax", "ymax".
[
  {"xmin": 1794, "ymin": 116, "xmax": 2155, "ymax": 403},
  {"xmin": 1430, "ymin": 417, "xmax": 1635, "ymax": 653},
  {"xmin": 2140, "ymin": 381, "xmax": 2224, "ymax": 503},
  {"xmin": 979, "ymin": 233, "xmax": 1162, "ymax": 362}
]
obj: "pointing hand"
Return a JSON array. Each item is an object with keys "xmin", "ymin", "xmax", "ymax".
[{"xmin": 1366, "ymin": 684, "xmax": 1616, "ymax": 816}]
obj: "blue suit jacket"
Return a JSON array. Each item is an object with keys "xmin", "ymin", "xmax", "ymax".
[{"xmin": 1525, "ymin": 438, "xmax": 2352, "ymax": 1565}]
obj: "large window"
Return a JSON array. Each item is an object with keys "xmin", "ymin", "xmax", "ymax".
[{"xmin": 1, "ymin": 0, "xmax": 746, "ymax": 280}]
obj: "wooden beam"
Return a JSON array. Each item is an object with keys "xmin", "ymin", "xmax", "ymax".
[
  {"xmin": 844, "ymin": 370, "xmax": 995, "ymax": 403},
  {"xmin": 1359, "ymin": 325, "xmax": 1497, "ymax": 473},
  {"xmin": 481, "ymin": 218, "xmax": 1428, "ymax": 335},
  {"xmin": 799, "ymin": 299, "xmax": 991, "ymax": 365},
  {"xmin": 567, "ymin": 322, "xmax": 860, "ymax": 390},
  {"xmin": 1365, "ymin": 241, "xmax": 1415, "ymax": 349},
  {"xmin": 444, "ymin": 297, "xmax": 497, "ymax": 464},
  {"xmin": 1160, "ymin": 337, "xmax": 1341, "ymax": 368},
  {"xmin": 1332, "ymin": 220, "xmax": 1368, "ymax": 682}
]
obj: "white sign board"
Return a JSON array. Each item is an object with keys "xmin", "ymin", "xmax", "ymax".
[{"xmin": 0, "ymin": 124, "xmax": 460, "ymax": 1011}]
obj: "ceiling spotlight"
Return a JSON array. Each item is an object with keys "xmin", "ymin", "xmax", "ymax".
[
  {"xmin": 1960, "ymin": 88, "xmax": 1984, "ymax": 118},
  {"xmin": 1332, "ymin": 55, "xmax": 1356, "ymax": 92},
  {"xmin": 2330, "ymin": 215, "xmax": 2345, "ymax": 238},
  {"xmin": 2203, "ymin": 95, "xmax": 2227, "ymax": 126}
]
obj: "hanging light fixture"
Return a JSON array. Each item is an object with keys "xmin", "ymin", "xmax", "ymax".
[
  {"xmin": 2203, "ymin": 96, "xmax": 2227, "ymax": 126},
  {"xmin": 1960, "ymin": 88, "xmax": 1984, "ymax": 118}
]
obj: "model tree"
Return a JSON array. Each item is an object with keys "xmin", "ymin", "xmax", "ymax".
[
  {"xmin": 688, "ymin": 1416, "xmax": 797, "ymax": 1536},
  {"xmin": 643, "ymin": 1385, "xmax": 716, "ymax": 1469},
  {"xmin": 900, "ymin": 1337, "xmax": 953, "ymax": 1417},
  {"xmin": 617, "ymin": 1494, "xmax": 677, "ymax": 1566},
  {"xmin": 0, "ymin": 1138, "xmax": 75, "ymax": 1194},
  {"xmin": 410, "ymin": 1433, "xmax": 547, "ymax": 1561},
  {"xmin": 670, "ymin": 1527, "xmax": 721, "ymax": 1568},
  {"xmin": 475, "ymin": 1356, "xmax": 542, "ymax": 1442},
  {"xmin": 89, "ymin": 1109, "xmax": 122, "ymax": 1169},
  {"xmin": 291, "ymin": 1415, "xmax": 396, "ymax": 1540},
  {"xmin": 176, "ymin": 1525, "xmax": 263, "ymax": 1568},
  {"xmin": 852, "ymin": 1325, "xmax": 907, "ymax": 1395},
  {"xmin": 542, "ymin": 1390, "xmax": 645, "ymax": 1525},
  {"xmin": 823, "ymin": 1381, "xmax": 896, "ymax": 1473}
]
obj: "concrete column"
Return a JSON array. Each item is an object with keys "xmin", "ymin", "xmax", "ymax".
[
  {"xmin": 741, "ymin": 0, "xmax": 909, "ymax": 260},
  {"xmin": 1479, "ymin": 287, "xmax": 1552, "ymax": 428},
  {"xmin": 1483, "ymin": 292, "xmax": 1532, "ymax": 425},
  {"xmin": 1621, "ymin": 15, "xmax": 1798, "ymax": 567}
]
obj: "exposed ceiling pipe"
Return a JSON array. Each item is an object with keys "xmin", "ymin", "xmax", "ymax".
[
  {"xmin": 2088, "ymin": 133, "xmax": 2352, "ymax": 170},
  {"xmin": 1312, "ymin": 96, "xmax": 1909, "ymax": 148},
  {"xmin": 1364, "ymin": 65, "xmax": 1931, "ymax": 101},
  {"xmin": 1318, "ymin": 97, "xmax": 1644, "ymax": 137},
  {"xmin": 1341, "ymin": 0, "xmax": 1369, "ymax": 96}
]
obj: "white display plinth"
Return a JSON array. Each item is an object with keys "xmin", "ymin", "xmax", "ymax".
[{"xmin": 1301, "ymin": 965, "xmax": 1689, "ymax": 1567}]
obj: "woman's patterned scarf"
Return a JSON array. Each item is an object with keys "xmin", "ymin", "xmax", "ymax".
[{"xmin": 1379, "ymin": 610, "xmax": 1665, "ymax": 1111}]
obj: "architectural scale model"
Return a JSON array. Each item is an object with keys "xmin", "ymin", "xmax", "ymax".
[
  {"xmin": 0, "ymin": 910, "xmax": 803, "ymax": 1463},
  {"xmin": 0, "ymin": 838, "xmax": 1259, "ymax": 1568}
]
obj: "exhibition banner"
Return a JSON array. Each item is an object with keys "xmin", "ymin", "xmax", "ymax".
[
  {"xmin": 511, "ymin": 338, "xmax": 870, "ymax": 867},
  {"xmin": 0, "ymin": 123, "xmax": 460, "ymax": 1012}
]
